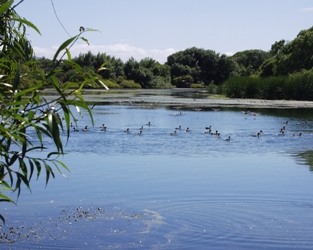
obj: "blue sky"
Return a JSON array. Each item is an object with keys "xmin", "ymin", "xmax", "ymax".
[{"xmin": 16, "ymin": 0, "xmax": 313, "ymax": 63}]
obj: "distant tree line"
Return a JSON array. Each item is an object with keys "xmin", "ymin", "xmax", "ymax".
[{"xmin": 21, "ymin": 25, "xmax": 313, "ymax": 100}]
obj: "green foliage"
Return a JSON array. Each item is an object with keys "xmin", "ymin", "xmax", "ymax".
[
  {"xmin": 120, "ymin": 79, "xmax": 141, "ymax": 89},
  {"xmin": 231, "ymin": 49, "xmax": 271, "ymax": 76},
  {"xmin": 100, "ymin": 79, "xmax": 121, "ymax": 89},
  {"xmin": 172, "ymin": 75, "xmax": 193, "ymax": 88},
  {"xmin": 259, "ymin": 26, "xmax": 313, "ymax": 76},
  {"xmin": 206, "ymin": 82, "xmax": 217, "ymax": 94},
  {"xmin": 0, "ymin": 1, "xmax": 98, "ymax": 224},
  {"xmin": 223, "ymin": 71, "xmax": 313, "ymax": 100},
  {"xmin": 166, "ymin": 47, "xmax": 238, "ymax": 86},
  {"xmin": 149, "ymin": 76, "xmax": 172, "ymax": 89},
  {"xmin": 190, "ymin": 83, "xmax": 204, "ymax": 88}
]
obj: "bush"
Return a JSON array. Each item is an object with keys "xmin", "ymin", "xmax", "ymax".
[
  {"xmin": 120, "ymin": 80, "xmax": 141, "ymax": 89},
  {"xmin": 190, "ymin": 83, "xmax": 204, "ymax": 88}
]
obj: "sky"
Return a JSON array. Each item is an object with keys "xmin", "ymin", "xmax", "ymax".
[{"xmin": 15, "ymin": 0, "xmax": 313, "ymax": 63}]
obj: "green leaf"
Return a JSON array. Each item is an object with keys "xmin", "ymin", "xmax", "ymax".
[
  {"xmin": 0, "ymin": 0, "xmax": 13, "ymax": 16},
  {"xmin": 0, "ymin": 193, "xmax": 14, "ymax": 203},
  {"xmin": 0, "ymin": 214, "xmax": 5, "ymax": 225},
  {"xmin": 11, "ymin": 17, "xmax": 41, "ymax": 35},
  {"xmin": 12, "ymin": 62, "xmax": 21, "ymax": 92},
  {"xmin": 81, "ymin": 37, "xmax": 89, "ymax": 45},
  {"xmin": 14, "ymin": 83, "xmax": 42, "ymax": 99},
  {"xmin": 28, "ymin": 159, "xmax": 34, "ymax": 182},
  {"xmin": 65, "ymin": 48, "xmax": 72, "ymax": 61},
  {"xmin": 55, "ymin": 160, "xmax": 70, "ymax": 172},
  {"xmin": 43, "ymin": 162, "xmax": 55, "ymax": 187},
  {"xmin": 33, "ymin": 159, "xmax": 42, "ymax": 180},
  {"xmin": 52, "ymin": 35, "xmax": 79, "ymax": 66}
]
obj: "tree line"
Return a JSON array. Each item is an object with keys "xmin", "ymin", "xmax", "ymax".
[{"xmin": 19, "ymin": 24, "xmax": 313, "ymax": 101}]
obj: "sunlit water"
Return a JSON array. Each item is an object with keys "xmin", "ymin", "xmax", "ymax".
[{"xmin": 2, "ymin": 105, "xmax": 313, "ymax": 249}]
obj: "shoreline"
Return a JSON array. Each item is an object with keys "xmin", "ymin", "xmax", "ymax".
[{"xmin": 42, "ymin": 89, "xmax": 313, "ymax": 109}]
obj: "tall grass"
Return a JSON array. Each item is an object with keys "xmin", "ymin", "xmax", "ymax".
[{"xmin": 222, "ymin": 71, "xmax": 313, "ymax": 100}]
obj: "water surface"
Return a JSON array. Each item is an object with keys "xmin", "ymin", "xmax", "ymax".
[{"xmin": 2, "ymin": 105, "xmax": 313, "ymax": 249}]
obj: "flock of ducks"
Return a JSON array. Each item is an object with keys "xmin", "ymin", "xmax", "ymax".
[{"xmin": 70, "ymin": 115, "xmax": 308, "ymax": 142}]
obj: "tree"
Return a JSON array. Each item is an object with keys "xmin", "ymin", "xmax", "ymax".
[
  {"xmin": 231, "ymin": 49, "xmax": 271, "ymax": 76},
  {"xmin": 259, "ymin": 26, "xmax": 313, "ymax": 76},
  {"xmin": 0, "ymin": 0, "xmax": 99, "ymax": 223},
  {"xmin": 166, "ymin": 47, "xmax": 237, "ymax": 86}
]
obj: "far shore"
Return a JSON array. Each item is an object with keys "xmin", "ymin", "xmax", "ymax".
[{"xmin": 41, "ymin": 88, "xmax": 313, "ymax": 109}]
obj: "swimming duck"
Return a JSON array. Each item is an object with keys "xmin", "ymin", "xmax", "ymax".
[
  {"xmin": 124, "ymin": 128, "xmax": 130, "ymax": 133},
  {"xmin": 204, "ymin": 129, "xmax": 212, "ymax": 134},
  {"xmin": 277, "ymin": 131, "xmax": 285, "ymax": 136},
  {"xmin": 186, "ymin": 127, "xmax": 190, "ymax": 132},
  {"xmin": 139, "ymin": 126, "xmax": 144, "ymax": 131},
  {"xmin": 136, "ymin": 130, "xmax": 143, "ymax": 135},
  {"xmin": 170, "ymin": 131, "xmax": 177, "ymax": 136},
  {"xmin": 293, "ymin": 132, "xmax": 302, "ymax": 137},
  {"xmin": 175, "ymin": 125, "xmax": 182, "ymax": 130},
  {"xmin": 101, "ymin": 126, "xmax": 107, "ymax": 131},
  {"xmin": 252, "ymin": 132, "xmax": 260, "ymax": 138},
  {"xmin": 226, "ymin": 136, "xmax": 231, "ymax": 141},
  {"xmin": 82, "ymin": 126, "xmax": 88, "ymax": 131},
  {"xmin": 146, "ymin": 122, "xmax": 151, "ymax": 126}
]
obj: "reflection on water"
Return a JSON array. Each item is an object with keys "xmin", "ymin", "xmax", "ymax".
[
  {"xmin": 293, "ymin": 150, "xmax": 313, "ymax": 171},
  {"xmin": 2, "ymin": 105, "xmax": 313, "ymax": 249}
]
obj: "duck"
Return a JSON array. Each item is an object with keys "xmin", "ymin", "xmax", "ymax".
[
  {"xmin": 225, "ymin": 136, "xmax": 231, "ymax": 141},
  {"xmin": 73, "ymin": 127, "xmax": 79, "ymax": 132},
  {"xmin": 124, "ymin": 128, "xmax": 130, "ymax": 133},
  {"xmin": 252, "ymin": 132, "xmax": 260, "ymax": 138},
  {"xmin": 297, "ymin": 121, "xmax": 308, "ymax": 125},
  {"xmin": 139, "ymin": 126, "xmax": 144, "ymax": 131},
  {"xmin": 205, "ymin": 126, "xmax": 211, "ymax": 130},
  {"xmin": 136, "ymin": 130, "xmax": 143, "ymax": 135},
  {"xmin": 82, "ymin": 126, "xmax": 88, "ymax": 131},
  {"xmin": 175, "ymin": 125, "xmax": 182, "ymax": 130},
  {"xmin": 277, "ymin": 131, "xmax": 285, "ymax": 136},
  {"xmin": 146, "ymin": 122, "xmax": 151, "ymax": 126},
  {"xmin": 101, "ymin": 126, "xmax": 107, "ymax": 131},
  {"xmin": 204, "ymin": 129, "xmax": 212, "ymax": 134},
  {"xmin": 282, "ymin": 120, "xmax": 288, "ymax": 124},
  {"xmin": 170, "ymin": 131, "xmax": 177, "ymax": 136},
  {"xmin": 186, "ymin": 127, "xmax": 190, "ymax": 132},
  {"xmin": 211, "ymin": 130, "xmax": 218, "ymax": 135},
  {"xmin": 293, "ymin": 132, "xmax": 302, "ymax": 137}
]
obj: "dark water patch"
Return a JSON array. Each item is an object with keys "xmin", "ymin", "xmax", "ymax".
[{"xmin": 1, "ymin": 205, "xmax": 164, "ymax": 249}]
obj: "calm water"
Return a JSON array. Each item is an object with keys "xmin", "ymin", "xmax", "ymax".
[{"xmin": 2, "ymin": 105, "xmax": 313, "ymax": 249}]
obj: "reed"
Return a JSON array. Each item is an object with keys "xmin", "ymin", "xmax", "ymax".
[{"xmin": 222, "ymin": 71, "xmax": 313, "ymax": 100}]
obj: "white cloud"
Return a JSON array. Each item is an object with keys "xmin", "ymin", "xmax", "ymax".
[
  {"xmin": 299, "ymin": 7, "xmax": 313, "ymax": 12},
  {"xmin": 33, "ymin": 43, "xmax": 176, "ymax": 63},
  {"xmin": 223, "ymin": 51, "xmax": 234, "ymax": 56}
]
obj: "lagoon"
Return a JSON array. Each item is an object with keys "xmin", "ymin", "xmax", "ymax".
[{"xmin": 2, "ymin": 102, "xmax": 313, "ymax": 249}]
